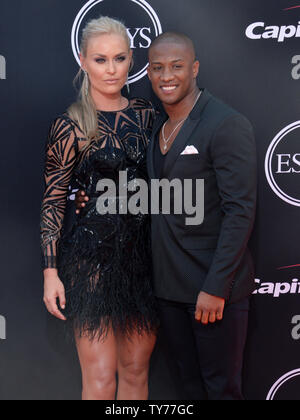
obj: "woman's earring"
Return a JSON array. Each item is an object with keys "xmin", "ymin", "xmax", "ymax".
[
  {"xmin": 84, "ymin": 71, "xmax": 89, "ymax": 96},
  {"xmin": 126, "ymin": 76, "xmax": 130, "ymax": 96}
]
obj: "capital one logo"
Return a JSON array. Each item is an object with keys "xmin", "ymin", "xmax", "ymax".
[
  {"xmin": 254, "ymin": 265, "xmax": 300, "ymax": 298},
  {"xmin": 246, "ymin": 21, "xmax": 300, "ymax": 42},
  {"xmin": 265, "ymin": 122, "xmax": 300, "ymax": 207},
  {"xmin": 246, "ymin": 6, "xmax": 300, "ymax": 43},
  {"xmin": 71, "ymin": 0, "xmax": 162, "ymax": 84}
]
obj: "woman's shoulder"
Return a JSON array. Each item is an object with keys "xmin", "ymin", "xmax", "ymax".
[
  {"xmin": 51, "ymin": 112, "xmax": 81, "ymax": 130},
  {"xmin": 47, "ymin": 112, "xmax": 83, "ymax": 146}
]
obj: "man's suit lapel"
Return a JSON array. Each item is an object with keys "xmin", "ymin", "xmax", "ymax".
[
  {"xmin": 163, "ymin": 89, "xmax": 212, "ymax": 177},
  {"xmin": 162, "ymin": 118, "xmax": 198, "ymax": 178},
  {"xmin": 148, "ymin": 113, "xmax": 167, "ymax": 179},
  {"xmin": 148, "ymin": 89, "xmax": 212, "ymax": 179}
]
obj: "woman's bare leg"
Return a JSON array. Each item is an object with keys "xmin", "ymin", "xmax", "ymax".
[
  {"xmin": 75, "ymin": 327, "xmax": 118, "ymax": 400},
  {"xmin": 116, "ymin": 328, "xmax": 157, "ymax": 400}
]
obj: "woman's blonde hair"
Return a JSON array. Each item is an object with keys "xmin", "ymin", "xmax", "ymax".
[{"xmin": 67, "ymin": 16, "xmax": 131, "ymax": 142}]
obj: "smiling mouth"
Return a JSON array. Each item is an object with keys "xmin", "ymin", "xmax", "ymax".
[{"xmin": 161, "ymin": 85, "xmax": 178, "ymax": 93}]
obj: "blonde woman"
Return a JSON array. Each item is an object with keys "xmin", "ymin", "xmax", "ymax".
[{"xmin": 40, "ymin": 16, "xmax": 159, "ymax": 400}]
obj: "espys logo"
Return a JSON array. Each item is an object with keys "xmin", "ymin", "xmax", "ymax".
[
  {"xmin": 246, "ymin": 5, "xmax": 300, "ymax": 42},
  {"xmin": 0, "ymin": 55, "xmax": 6, "ymax": 80},
  {"xmin": 267, "ymin": 369, "xmax": 300, "ymax": 400},
  {"xmin": 265, "ymin": 122, "xmax": 300, "ymax": 207},
  {"xmin": 71, "ymin": 0, "xmax": 162, "ymax": 84}
]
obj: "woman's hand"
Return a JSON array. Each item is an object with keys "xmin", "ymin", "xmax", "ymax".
[{"xmin": 43, "ymin": 269, "xmax": 67, "ymax": 321}]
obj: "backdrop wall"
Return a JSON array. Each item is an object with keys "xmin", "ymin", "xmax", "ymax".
[{"xmin": 0, "ymin": 0, "xmax": 300, "ymax": 400}]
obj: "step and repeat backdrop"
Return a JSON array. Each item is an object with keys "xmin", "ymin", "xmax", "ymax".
[{"xmin": 0, "ymin": 0, "xmax": 300, "ymax": 400}]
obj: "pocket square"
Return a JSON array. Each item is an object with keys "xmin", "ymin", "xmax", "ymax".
[{"xmin": 180, "ymin": 145, "xmax": 199, "ymax": 155}]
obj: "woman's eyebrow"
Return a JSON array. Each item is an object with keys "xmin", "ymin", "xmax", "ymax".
[{"xmin": 91, "ymin": 52, "xmax": 128, "ymax": 57}]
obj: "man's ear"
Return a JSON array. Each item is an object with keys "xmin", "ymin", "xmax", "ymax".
[
  {"xmin": 193, "ymin": 60, "xmax": 200, "ymax": 79},
  {"xmin": 147, "ymin": 65, "xmax": 152, "ymax": 81}
]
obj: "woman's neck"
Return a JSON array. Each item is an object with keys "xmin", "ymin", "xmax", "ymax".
[{"xmin": 90, "ymin": 88, "xmax": 128, "ymax": 112}]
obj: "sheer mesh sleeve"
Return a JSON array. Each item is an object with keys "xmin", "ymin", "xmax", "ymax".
[
  {"xmin": 40, "ymin": 116, "xmax": 79, "ymax": 269},
  {"xmin": 133, "ymin": 98, "xmax": 156, "ymax": 139}
]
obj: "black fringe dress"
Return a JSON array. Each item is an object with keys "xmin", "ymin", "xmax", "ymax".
[{"xmin": 40, "ymin": 98, "xmax": 159, "ymax": 340}]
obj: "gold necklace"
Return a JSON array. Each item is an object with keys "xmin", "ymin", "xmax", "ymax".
[
  {"xmin": 162, "ymin": 120, "xmax": 186, "ymax": 151},
  {"xmin": 162, "ymin": 90, "xmax": 201, "ymax": 152}
]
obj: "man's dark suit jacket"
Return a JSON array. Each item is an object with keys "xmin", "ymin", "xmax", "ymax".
[{"xmin": 147, "ymin": 89, "xmax": 257, "ymax": 304}]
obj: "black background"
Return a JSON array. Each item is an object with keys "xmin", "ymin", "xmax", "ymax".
[{"xmin": 0, "ymin": 0, "xmax": 300, "ymax": 400}]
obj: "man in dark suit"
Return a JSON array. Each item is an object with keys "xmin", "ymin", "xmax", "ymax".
[
  {"xmin": 146, "ymin": 32, "xmax": 257, "ymax": 400},
  {"xmin": 76, "ymin": 32, "xmax": 257, "ymax": 400}
]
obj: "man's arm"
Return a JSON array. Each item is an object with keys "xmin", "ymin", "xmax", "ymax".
[{"xmin": 201, "ymin": 113, "xmax": 257, "ymax": 301}]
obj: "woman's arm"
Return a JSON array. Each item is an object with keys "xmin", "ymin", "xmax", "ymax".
[{"xmin": 40, "ymin": 116, "xmax": 78, "ymax": 320}]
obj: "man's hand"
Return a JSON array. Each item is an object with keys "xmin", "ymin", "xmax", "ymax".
[
  {"xmin": 75, "ymin": 190, "xmax": 89, "ymax": 215},
  {"xmin": 195, "ymin": 291, "xmax": 225, "ymax": 324}
]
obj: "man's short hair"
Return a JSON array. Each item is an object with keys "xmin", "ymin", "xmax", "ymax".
[{"xmin": 149, "ymin": 32, "xmax": 196, "ymax": 61}]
